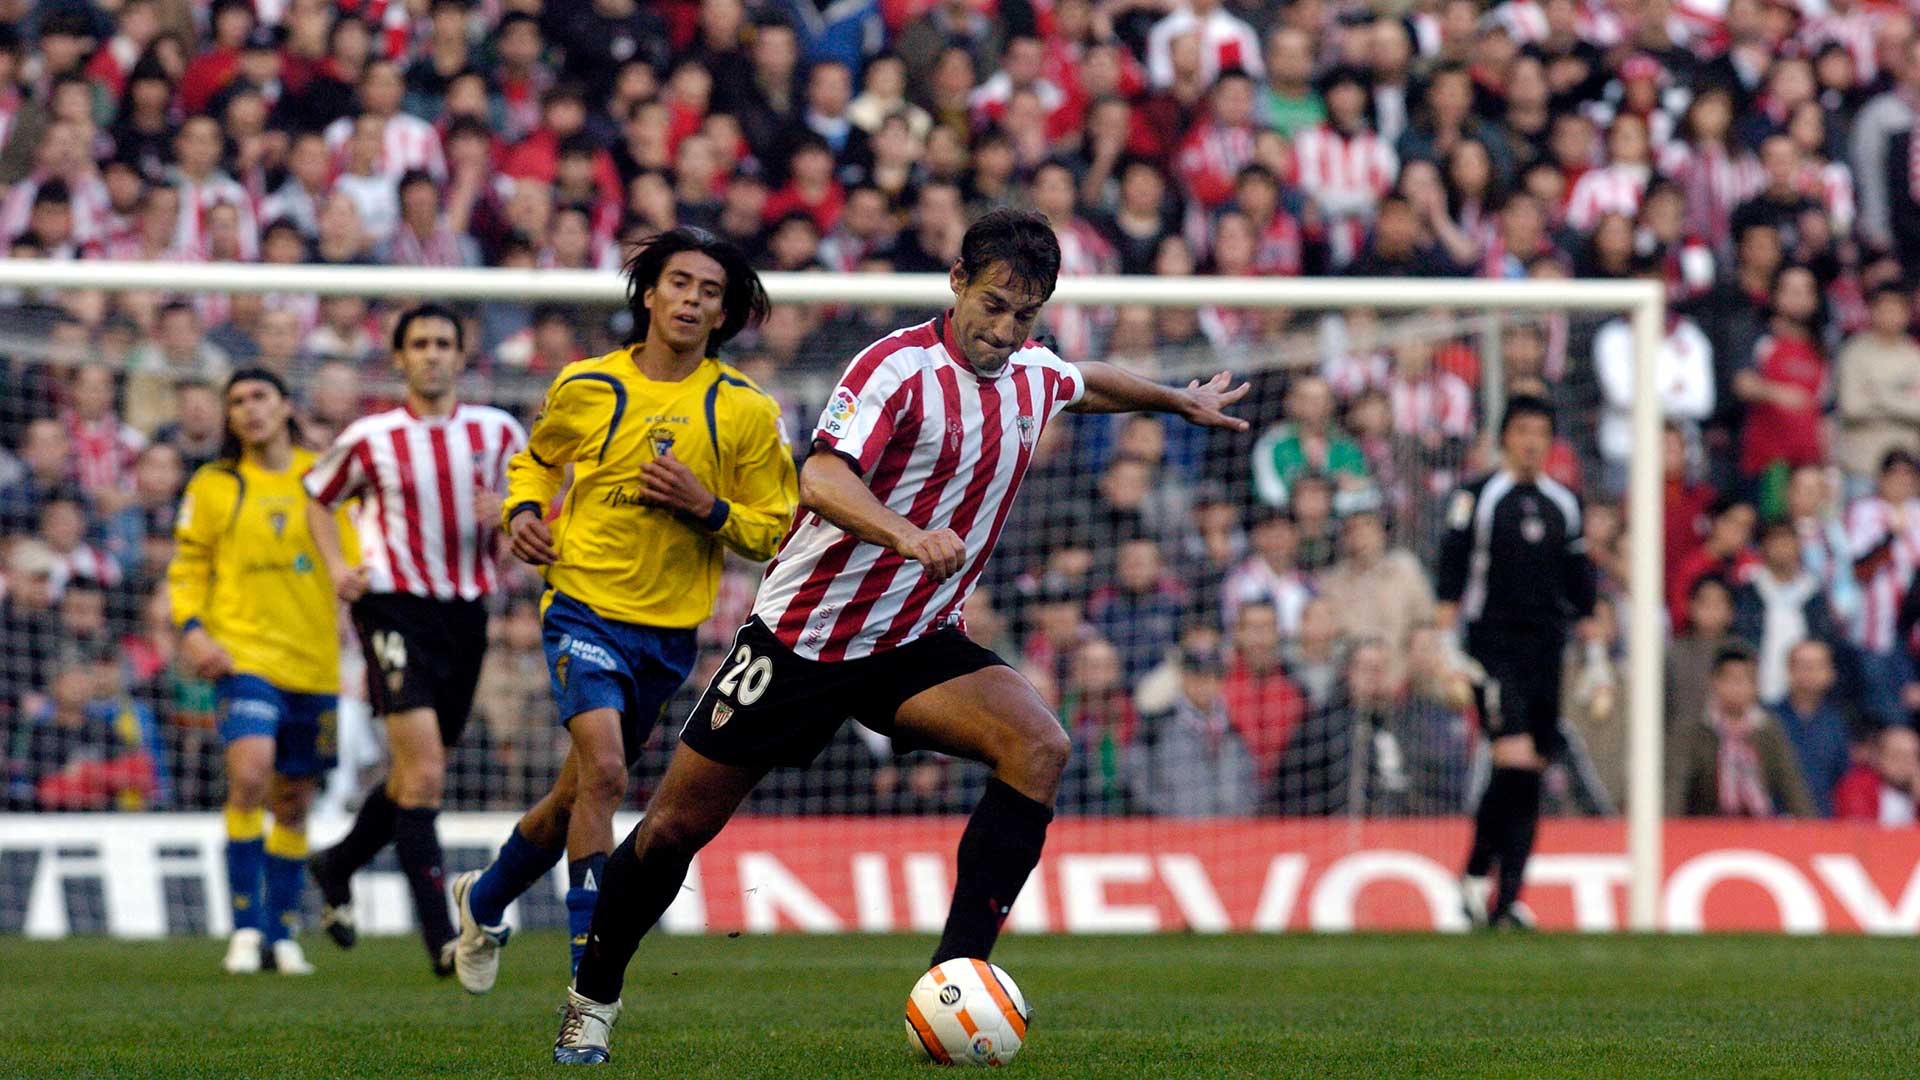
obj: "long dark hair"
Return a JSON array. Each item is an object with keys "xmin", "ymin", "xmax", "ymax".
[
  {"xmin": 218, "ymin": 367, "xmax": 300, "ymax": 464},
  {"xmin": 623, "ymin": 227, "xmax": 768, "ymax": 355}
]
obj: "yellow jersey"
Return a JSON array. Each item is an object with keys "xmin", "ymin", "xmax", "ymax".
[
  {"xmin": 168, "ymin": 448, "xmax": 355, "ymax": 695},
  {"xmin": 504, "ymin": 350, "xmax": 798, "ymax": 628}
]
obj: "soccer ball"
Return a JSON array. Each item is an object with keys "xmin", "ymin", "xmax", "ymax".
[{"xmin": 904, "ymin": 959, "xmax": 1030, "ymax": 1066}]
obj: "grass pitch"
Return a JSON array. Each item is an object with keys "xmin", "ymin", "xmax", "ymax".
[{"xmin": 1, "ymin": 931, "xmax": 1914, "ymax": 1078}]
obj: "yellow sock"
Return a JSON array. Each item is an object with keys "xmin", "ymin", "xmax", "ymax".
[
  {"xmin": 266, "ymin": 822, "xmax": 309, "ymax": 860},
  {"xmin": 225, "ymin": 806, "xmax": 265, "ymax": 842}
]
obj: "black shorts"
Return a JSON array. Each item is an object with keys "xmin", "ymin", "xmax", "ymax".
[
  {"xmin": 351, "ymin": 593, "xmax": 488, "ymax": 746},
  {"xmin": 679, "ymin": 617, "xmax": 1009, "ymax": 770},
  {"xmin": 1466, "ymin": 622, "xmax": 1567, "ymax": 758}
]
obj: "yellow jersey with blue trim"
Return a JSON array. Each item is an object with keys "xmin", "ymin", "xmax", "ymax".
[
  {"xmin": 167, "ymin": 448, "xmax": 354, "ymax": 695},
  {"xmin": 504, "ymin": 349, "xmax": 799, "ymax": 628}
]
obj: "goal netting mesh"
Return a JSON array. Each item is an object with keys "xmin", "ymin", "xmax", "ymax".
[{"xmin": 0, "ymin": 277, "xmax": 1640, "ymax": 936}]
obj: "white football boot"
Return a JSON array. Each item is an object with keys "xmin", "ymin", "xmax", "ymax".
[
  {"xmin": 450, "ymin": 869, "xmax": 511, "ymax": 995},
  {"xmin": 222, "ymin": 928, "xmax": 264, "ymax": 974},
  {"xmin": 552, "ymin": 987, "xmax": 621, "ymax": 1065},
  {"xmin": 1460, "ymin": 875, "xmax": 1491, "ymax": 930},
  {"xmin": 270, "ymin": 938, "xmax": 316, "ymax": 975}
]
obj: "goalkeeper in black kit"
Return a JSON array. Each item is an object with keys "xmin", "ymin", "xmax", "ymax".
[{"xmin": 1434, "ymin": 394, "xmax": 1596, "ymax": 929}]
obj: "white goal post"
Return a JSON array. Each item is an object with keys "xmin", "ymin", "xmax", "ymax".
[{"xmin": 0, "ymin": 260, "xmax": 1667, "ymax": 932}]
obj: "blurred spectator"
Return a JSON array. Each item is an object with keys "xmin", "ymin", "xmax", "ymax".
[
  {"xmin": 0, "ymin": 418, "xmax": 76, "ymax": 535},
  {"xmin": 1668, "ymin": 497, "xmax": 1758, "ymax": 633},
  {"xmin": 1734, "ymin": 264, "xmax": 1827, "ymax": 508},
  {"xmin": 1129, "ymin": 644, "xmax": 1257, "ymax": 816},
  {"xmin": 1668, "ymin": 574, "xmax": 1743, "ymax": 735},
  {"xmin": 5, "ymin": 646, "xmax": 159, "ymax": 811},
  {"xmin": 1221, "ymin": 598, "xmax": 1304, "ymax": 784},
  {"xmin": 1733, "ymin": 518, "xmax": 1844, "ymax": 704},
  {"xmin": 1833, "ymin": 724, "xmax": 1920, "ymax": 825},
  {"xmin": 1772, "ymin": 638, "xmax": 1856, "ymax": 818},
  {"xmin": 1282, "ymin": 596, "xmax": 1344, "ymax": 712},
  {"xmin": 473, "ymin": 594, "xmax": 563, "ymax": 810},
  {"xmin": 1668, "ymin": 643, "xmax": 1818, "ymax": 817},
  {"xmin": 1845, "ymin": 449, "xmax": 1920, "ymax": 729},
  {"xmin": 1221, "ymin": 504, "xmax": 1310, "ymax": 635},
  {"xmin": 151, "ymin": 380, "xmax": 224, "ymax": 474},
  {"xmin": 1058, "ymin": 636, "xmax": 1139, "ymax": 815},
  {"xmin": 1251, "ymin": 375, "xmax": 1368, "ymax": 508},
  {"xmin": 1785, "ymin": 464, "xmax": 1861, "ymax": 629},
  {"xmin": 1561, "ymin": 595, "xmax": 1626, "ymax": 812},
  {"xmin": 1595, "ymin": 284, "xmax": 1714, "ymax": 497},
  {"xmin": 1834, "ymin": 283, "xmax": 1920, "ymax": 482},
  {"xmin": 1319, "ymin": 498, "xmax": 1434, "ymax": 687},
  {"xmin": 1090, "ymin": 535, "xmax": 1185, "ymax": 687}
]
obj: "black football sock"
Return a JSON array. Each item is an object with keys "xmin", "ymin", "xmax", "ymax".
[
  {"xmin": 394, "ymin": 806, "xmax": 455, "ymax": 955},
  {"xmin": 1464, "ymin": 769, "xmax": 1515, "ymax": 878},
  {"xmin": 930, "ymin": 778, "xmax": 1053, "ymax": 967},
  {"xmin": 326, "ymin": 782, "xmax": 397, "ymax": 876},
  {"xmin": 1492, "ymin": 769, "xmax": 1543, "ymax": 918},
  {"xmin": 575, "ymin": 824, "xmax": 681, "ymax": 1005}
]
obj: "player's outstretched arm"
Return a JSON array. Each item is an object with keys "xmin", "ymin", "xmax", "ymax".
[
  {"xmin": 1067, "ymin": 361, "xmax": 1250, "ymax": 431},
  {"xmin": 800, "ymin": 449, "xmax": 966, "ymax": 582}
]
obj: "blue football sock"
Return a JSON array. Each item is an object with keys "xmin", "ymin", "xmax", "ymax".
[
  {"xmin": 470, "ymin": 827, "xmax": 564, "ymax": 927},
  {"xmin": 566, "ymin": 853, "xmax": 608, "ymax": 976},
  {"xmin": 263, "ymin": 822, "xmax": 309, "ymax": 944},
  {"xmin": 225, "ymin": 806, "xmax": 265, "ymax": 933}
]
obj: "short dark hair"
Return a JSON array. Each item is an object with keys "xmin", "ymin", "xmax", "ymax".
[
  {"xmin": 623, "ymin": 227, "xmax": 768, "ymax": 354},
  {"xmin": 391, "ymin": 302, "xmax": 465, "ymax": 352},
  {"xmin": 1499, "ymin": 392, "xmax": 1557, "ymax": 436},
  {"xmin": 1711, "ymin": 642, "xmax": 1757, "ymax": 673},
  {"xmin": 957, "ymin": 208, "xmax": 1061, "ymax": 300},
  {"xmin": 397, "ymin": 168, "xmax": 437, "ymax": 197}
]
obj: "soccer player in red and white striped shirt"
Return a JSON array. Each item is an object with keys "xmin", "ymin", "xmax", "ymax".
[
  {"xmin": 559, "ymin": 210, "xmax": 1250, "ymax": 1064},
  {"xmin": 300, "ymin": 303, "xmax": 525, "ymax": 975}
]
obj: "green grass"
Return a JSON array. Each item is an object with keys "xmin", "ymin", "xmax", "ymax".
[{"xmin": 2, "ymin": 931, "xmax": 1916, "ymax": 1078}]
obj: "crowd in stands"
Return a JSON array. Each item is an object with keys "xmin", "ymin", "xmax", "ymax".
[{"xmin": 3, "ymin": 0, "xmax": 1920, "ymax": 825}]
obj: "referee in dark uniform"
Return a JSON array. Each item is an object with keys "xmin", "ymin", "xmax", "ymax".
[{"xmin": 1435, "ymin": 394, "xmax": 1596, "ymax": 929}]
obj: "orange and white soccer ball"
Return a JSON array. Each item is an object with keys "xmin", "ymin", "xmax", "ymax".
[{"xmin": 904, "ymin": 959, "xmax": 1030, "ymax": 1066}]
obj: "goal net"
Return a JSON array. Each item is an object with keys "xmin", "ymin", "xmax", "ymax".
[{"xmin": 0, "ymin": 264, "xmax": 1665, "ymax": 938}]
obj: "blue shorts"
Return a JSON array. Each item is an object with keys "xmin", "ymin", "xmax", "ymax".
[
  {"xmin": 542, "ymin": 591, "xmax": 697, "ymax": 762},
  {"xmin": 216, "ymin": 674, "xmax": 338, "ymax": 779}
]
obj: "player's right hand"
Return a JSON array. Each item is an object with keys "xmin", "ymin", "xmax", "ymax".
[
  {"xmin": 899, "ymin": 527, "xmax": 966, "ymax": 582},
  {"xmin": 333, "ymin": 564, "xmax": 371, "ymax": 603},
  {"xmin": 509, "ymin": 507, "xmax": 557, "ymax": 566},
  {"xmin": 180, "ymin": 627, "xmax": 234, "ymax": 681}
]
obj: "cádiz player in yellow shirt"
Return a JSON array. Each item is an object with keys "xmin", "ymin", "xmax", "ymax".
[
  {"xmin": 169, "ymin": 368, "xmax": 355, "ymax": 976},
  {"xmin": 449, "ymin": 228, "xmax": 798, "ymax": 993}
]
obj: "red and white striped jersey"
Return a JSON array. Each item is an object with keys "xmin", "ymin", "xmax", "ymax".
[
  {"xmin": 1389, "ymin": 371, "xmax": 1476, "ymax": 438},
  {"xmin": 752, "ymin": 315, "xmax": 1086, "ymax": 661},
  {"xmin": 303, "ymin": 404, "xmax": 526, "ymax": 601},
  {"xmin": 1845, "ymin": 495, "xmax": 1920, "ymax": 654},
  {"xmin": 323, "ymin": 112, "xmax": 448, "ymax": 182},
  {"xmin": 65, "ymin": 411, "xmax": 147, "ymax": 493},
  {"xmin": 1293, "ymin": 124, "xmax": 1396, "ymax": 267},
  {"xmin": 1564, "ymin": 163, "xmax": 1651, "ymax": 232}
]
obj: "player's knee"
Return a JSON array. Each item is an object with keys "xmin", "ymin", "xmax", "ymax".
[
  {"xmin": 394, "ymin": 750, "xmax": 446, "ymax": 806},
  {"xmin": 1019, "ymin": 721, "xmax": 1071, "ymax": 782},
  {"xmin": 636, "ymin": 805, "xmax": 718, "ymax": 861},
  {"xmin": 227, "ymin": 771, "xmax": 270, "ymax": 809},
  {"xmin": 576, "ymin": 751, "xmax": 628, "ymax": 811}
]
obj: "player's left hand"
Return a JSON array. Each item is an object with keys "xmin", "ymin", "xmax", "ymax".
[
  {"xmin": 1178, "ymin": 372, "xmax": 1251, "ymax": 432},
  {"xmin": 640, "ymin": 450, "xmax": 718, "ymax": 520}
]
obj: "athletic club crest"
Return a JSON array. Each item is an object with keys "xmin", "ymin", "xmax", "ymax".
[
  {"xmin": 711, "ymin": 702, "xmax": 734, "ymax": 730},
  {"xmin": 1016, "ymin": 415, "xmax": 1036, "ymax": 448},
  {"xmin": 1520, "ymin": 498, "xmax": 1546, "ymax": 544},
  {"xmin": 945, "ymin": 415, "xmax": 964, "ymax": 451},
  {"xmin": 649, "ymin": 426, "xmax": 676, "ymax": 458}
]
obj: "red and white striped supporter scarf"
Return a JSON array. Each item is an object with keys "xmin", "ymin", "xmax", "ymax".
[{"xmin": 1711, "ymin": 705, "xmax": 1774, "ymax": 817}]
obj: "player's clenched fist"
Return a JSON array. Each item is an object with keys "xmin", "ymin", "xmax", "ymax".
[
  {"xmin": 898, "ymin": 527, "xmax": 966, "ymax": 582},
  {"xmin": 508, "ymin": 506, "xmax": 558, "ymax": 566}
]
